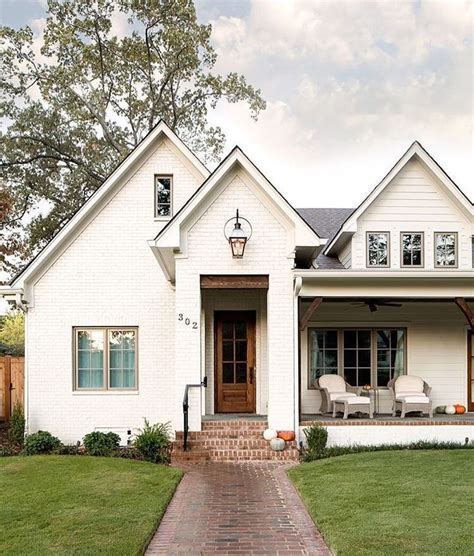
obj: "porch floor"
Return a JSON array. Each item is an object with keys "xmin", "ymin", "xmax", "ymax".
[{"xmin": 300, "ymin": 413, "xmax": 474, "ymax": 426}]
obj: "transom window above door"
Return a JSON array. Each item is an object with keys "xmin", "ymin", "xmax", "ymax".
[
  {"xmin": 367, "ymin": 232, "xmax": 390, "ymax": 267},
  {"xmin": 74, "ymin": 327, "xmax": 137, "ymax": 390},
  {"xmin": 155, "ymin": 175, "xmax": 172, "ymax": 217},
  {"xmin": 309, "ymin": 328, "xmax": 406, "ymax": 389},
  {"xmin": 401, "ymin": 232, "xmax": 424, "ymax": 267}
]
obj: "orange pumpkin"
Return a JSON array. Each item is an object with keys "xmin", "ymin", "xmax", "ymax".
[
  {"xmin": 278, "ymin": 431, "xmax": 295, "ymax": 441},
  {"xmin": 454, "ymin": 404, "xmax": 466, "ymax": 414}
]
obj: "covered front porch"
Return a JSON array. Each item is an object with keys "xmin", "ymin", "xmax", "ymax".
[{"xmin": 295, "ymin": 271, "xmax": 474, "ymax": 443}]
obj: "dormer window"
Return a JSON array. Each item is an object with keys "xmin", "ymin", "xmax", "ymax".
[
  {"xmin": 155, "ymin": 175, "xmax": 172, "ymax": 217},
  {"xmin": 367, "ymin": 232, "xmax": 390, "ymax": 267},
  {"xmin": 401, "ymin": 232, "xmax": 424, "ymax": 267},
  {"xmin": 435, "ymin": 232, "xmax": 458, "ymax": 267}
]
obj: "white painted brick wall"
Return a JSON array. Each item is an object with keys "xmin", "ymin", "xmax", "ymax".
[{"xmin": 27, "ymin": 139, "xmax": 202, "ymax": 443}]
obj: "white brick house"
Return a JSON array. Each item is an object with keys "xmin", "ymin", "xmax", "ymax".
[{"xmin": 2, "ymin": 121, "xmax": 473, "ymax": 451}]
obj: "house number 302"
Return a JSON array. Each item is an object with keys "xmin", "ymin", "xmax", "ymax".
[{"xmin": 178, "ymin": 313, "xmax": 198, "ymax": 329}]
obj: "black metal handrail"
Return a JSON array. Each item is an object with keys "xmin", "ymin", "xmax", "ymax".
[{"xmin": 183, "ymin": 377, "xmax": 207, "ymax": 451}]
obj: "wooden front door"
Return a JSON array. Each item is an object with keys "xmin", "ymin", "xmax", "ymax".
[{"xmin": 215, "ymin": 311, "xmax": 256, "ymax": 413}]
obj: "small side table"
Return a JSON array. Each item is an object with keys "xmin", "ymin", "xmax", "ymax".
[{"xmin": 361, "ymin": 388, "xmax": 381, "ymax": 415}]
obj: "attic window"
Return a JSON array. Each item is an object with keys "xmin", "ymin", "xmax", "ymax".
[
  {"xmin": 367, "ymin": 232, "xmax": 390, "ymax": 267},
  {"xmin": 434, "ymin": 232, "xmax": 458, "ymax": 267},
  {"xmin": 155, "ymin": 175, "xmax": 172, "ymax": 217},
  {"xmin": 401, "ymin": 232, "xmax": 424, "ymax": 267}
]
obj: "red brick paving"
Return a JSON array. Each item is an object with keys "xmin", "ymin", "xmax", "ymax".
[{"xmin": 146, "ymin": 463, "xmax": 330, "ymax": 555}]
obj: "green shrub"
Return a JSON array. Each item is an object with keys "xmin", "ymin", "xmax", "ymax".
[
  {"xmin": 303, "ymin": 424, "xmax": 328, "ymax": 460},
  {"xmin": 302, "ymin": 439, "xmax": 474, "ymax": 462},
  {"xmin": 83, "ymin": 431, "xmax": 121, "ymax": 456},
  {"xmin": 24, "ymin": 431, "xmax": 61, "ymax": 455},
  {"xmin": 134, "ymin": 419, "xmax": 171, "ymax": 463},
  {"xmin": 53, "ymin": 444, "xmax": 81, "ymax": 455},
  {"xmin": 8, "ymin": 402, "xmax": 25, "ymax": 447},
  {"xmin": 112, "ymin": 446, "xmax": 141, "ymax": 459}
]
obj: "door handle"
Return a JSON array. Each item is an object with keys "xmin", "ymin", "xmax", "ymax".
[{"xmin": 249, "ymin": 367, "xmax": 254, "ymax": 384}]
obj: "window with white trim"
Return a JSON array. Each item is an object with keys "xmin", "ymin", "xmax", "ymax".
[
  {"xmin": 367, "ymin": 232, "xmax": 390, "ymax": 267},
  {"xmin": 308, "ymin": 328, "xmax": 406, "ymax": 389},
  {"xmin": 155, "ymin": 175, "xmax": 172, "ymax": 217},
  {"xmin": 401, "ymin": 232, "xmax": 423, "ymax": 267},
  {"xmin": 434, "ymin": 232, "xmax": 457, "ymax": 267},
  {"xmin": 75, "ymin": 328, "xmax": 137, "ymax": 390}
]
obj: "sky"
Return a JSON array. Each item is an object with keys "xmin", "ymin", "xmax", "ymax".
[{"xmin": 1, "ymin": 0, "xmax": 473, "ymax": 211}]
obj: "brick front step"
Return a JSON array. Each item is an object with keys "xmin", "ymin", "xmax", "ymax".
[{"xmin": 171, "ymin": 420, "xmax": 299, "ymax": 463}]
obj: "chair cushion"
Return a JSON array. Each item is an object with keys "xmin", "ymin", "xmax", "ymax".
[
  {"xmin": 394, "ymin": 375, "xmax": 424, "ymax": 394},
  {"xmin": 396, "ymin": 395, "xmax": 430, "ymax": 404},
  {"xmin": 319, "ymin": 374, "xmax": 346, "ymax": 393},
  {"xmin": 346, "ymin": 396, "xmax": 371, "ymax": 405},
  {"xmin": 330, "ymin": 392, "xmax": 357, "ymax": 401}
]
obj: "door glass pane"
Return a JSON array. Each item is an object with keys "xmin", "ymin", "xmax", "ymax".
[
  {"xmin": 235, "ymin": 341, "xmax": 247, "ymax": 361},
  {"xmin": 223, "ymin": 363, "xmax": 234, "ymax": 383},
  {"xmin": 236, "ymin": 363, "xmax": 247, "ymax": 383},
  {"xmin": 234, "ymin": 321, "xmax": 246, "ymax": 339},
  {"xmin": 223, "ymin": 341, "xmax": 233, "ymax": 361},
  {"xmin": 222, "ymin": 322, "xmax": 233, "ymax": 339}
]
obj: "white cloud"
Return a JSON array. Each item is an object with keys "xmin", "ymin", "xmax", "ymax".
[{"xmin": 207, "ymin": 0, "xmax": 473, "ymax": 206}]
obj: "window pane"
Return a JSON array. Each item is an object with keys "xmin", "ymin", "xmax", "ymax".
[
  {"xmin": 436, "ymin": 233, "xmax": 456, "ymax": 266},
  {"xmin": 358, "ymin": 331, "xmax": 371, "ymax": 348},
  {"xmin": 359, "ymin": 368, "xmax": 371, "ymax": 386},
  {"xmin": 78, "ymin": 350, "xmax": 89, "ymax": 368},
  {"xmin": 344, "ymin": 330, "xmax": 357, "ymax": 348},
  {"xmin": 76, "ymin": 330, "xmax": 104, "ymax": 389},
  {"xmin": 91, "ymin": 369, "xmax": 104, "ymax": 388},
  {"xmin": 108, "ymin": 330, "xmax": 136, "ymax": 389},
  {"xmin": 91, "ymin": 350, "xmax": 104, "ymax": 370},
  {"xmin": 377, "ymin": 330, "xmax": 390, "ymax": 349},
  {"xmin": 378, "ymin": 368, "xmax": 390, "ymax": 387},
  {"xmin": 222, "ymin": 322, "xmax": 233, "ymax": 339},
  {"xmin": 234, "ymin": 322, "xmax": 246, "ymax": 339},
  {"xmin": 326, "ymin": 331, "xmax": 338, "ymax": 348},
  {"xmin": 377, "ymin": 350, "xmax": 390, "ymax": 368},
  {"xmin": 368, "ymin": 233, "xmax": 389, "ymax": 266},
  {"xmin": 110, "ymin": 369, "xmax": 123, "ymax": 388},
  {"xmin": 78, "ymin": 331, "xmax": 90, "ymax": 349},
  {"xmin": 324, "ymin": 350, "xmax": 338, "ymax": 368},
  {"xmin": 78, "ymin": 369, "xmax": 90, "ymax": 388},
  {"xmin": 155, "ymin": 177, "xmax": 171, "ymax": 217},
  {"xmin": 309, "ymin": 330, "xmax": 339, "ymax": 386},
  {"xmin": 344, "ymin": 350, "xmax": 356, "ymax": 368},
  {"xmin": 344, "ymin": 368, "xmax": 356, "ymax": 385},
  {"xmin": 358, "ymin": 350, "xmax": 371, "ymax": 368}
]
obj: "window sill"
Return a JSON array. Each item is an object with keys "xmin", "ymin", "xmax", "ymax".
[
  {"xmin": 154, "ymin": 216, "xmax": 172, "ymax": 222},
  {"xmin": 72, "ymin": 390, "xmax": 139, "ymax": 396}
]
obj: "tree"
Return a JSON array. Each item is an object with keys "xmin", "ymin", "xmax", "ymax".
[
  {"xmin": 0, "ymin": 310, "xmax": 25, "ymax": 356},
  {"xmin": 0, "ymin": 0, "xmax": 265, "ymax": 276}
]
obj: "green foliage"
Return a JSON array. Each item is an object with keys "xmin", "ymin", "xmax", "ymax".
[
  {"xmin": 134, "ymin": 419, "xmax": 172, "ymax": 463},
  {"xmin": 0, "ymin": 0, "xmax": 265, "ymax": 274},
  {"xmin": 303, "ymin": 424, "xmax": 328, "ymax": 460},
  {"xmin": 52, "ymin": 444, "xmax": 81, "ymax": 455},
  {"xmin": 83, "ymin": 431, "xmax": 120, "ymax": 456},
  {"xmin": 0, "ymin": 311, "xmax": 25, "ymax": 356},
  {"xmin": 302, "ymin": 439, "xmax": 473, "ymax": 462},
  {"xmin": 24, "ymin": 431, "xmax": 61, "ymax": 455},
  {"xmin": 8, "ymin": 402, "xmax": 25, "ymax": 446}
]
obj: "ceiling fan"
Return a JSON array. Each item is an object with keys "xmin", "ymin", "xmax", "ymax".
[{"xmin": 348, "ymin": 299, "xmax": 402, "ymax": 313}]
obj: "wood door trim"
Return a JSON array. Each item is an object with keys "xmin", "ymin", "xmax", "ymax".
[
  {"xmin": 201, "ymin": 275, "xmax": 269, "ymax": 289},
  {"xmin": 214, "ymin": 311, "xmax": 256, "ymax": 413}
]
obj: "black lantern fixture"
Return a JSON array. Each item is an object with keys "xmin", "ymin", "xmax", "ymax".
[{"xmin": 225, "ymin": 209, "xmax": 251, "ymax": 258}]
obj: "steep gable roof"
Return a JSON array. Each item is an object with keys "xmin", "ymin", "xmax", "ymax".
[
  {"xmin": 324, "ymin": 141, "xmax": 473, "ymax": 256},
  {"xmin": 10, "ymin": 120, "xmax": 209, "ymax": 290}
]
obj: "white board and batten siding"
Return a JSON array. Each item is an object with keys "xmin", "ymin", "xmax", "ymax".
[{"xmin": 350, "ymin": 159, "xmax": 472, "ymax": 270}]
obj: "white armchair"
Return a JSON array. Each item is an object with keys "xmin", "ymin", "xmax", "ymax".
[
  {"xmin": 388, "ymin": 376, "xmax": 433, "ymax": 418},
  {"xmin": 316, "ymin": 375, "xmax": 361, "ymax": 414}
]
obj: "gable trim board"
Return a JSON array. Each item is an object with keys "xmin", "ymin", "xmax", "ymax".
[
  {"xmin": 9, "ymin": 120, "xmax": 209, "ymax": 298},
  {"xmin": 324, "ymin": 141, "xmax": 473, "ymax": 257}
]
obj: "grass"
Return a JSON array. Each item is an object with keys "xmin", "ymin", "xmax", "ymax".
[
  {"xmin": 289, "ymin": 450, "xmax": 473, "ymax": 556},
  {"xmin": 0, "ymin": 456, "xmax": 182, "ymax": 555}
]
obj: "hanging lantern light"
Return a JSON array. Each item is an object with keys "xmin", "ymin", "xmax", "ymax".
[{"xmin": 225, "ymin": 209, "xmax": 252, "ymax": 258}]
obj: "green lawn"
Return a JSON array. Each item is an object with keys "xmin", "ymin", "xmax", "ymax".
[
  {"xmin": 289, "ymin": 450, "xmax": 473, "ymax": 556},
  {"xmin": 0, "ymin": 456, "xmax": 182, "ymax": 555}
]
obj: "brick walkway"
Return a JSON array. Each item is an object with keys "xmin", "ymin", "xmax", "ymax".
[{"xmin": 146, "ymin": 463, "xmax": 330, "ymax": 555}]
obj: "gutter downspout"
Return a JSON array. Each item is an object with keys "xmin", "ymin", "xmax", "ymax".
[{"xmin": 293, "ymin": 276, "xmax": 302, "ymax": 444}]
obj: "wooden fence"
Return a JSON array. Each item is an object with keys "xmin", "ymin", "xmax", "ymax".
[{"xmin": 0, "ymin": 357, "xmax": 24, "ymax": 422}]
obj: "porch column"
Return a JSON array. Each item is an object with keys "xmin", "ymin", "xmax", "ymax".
[
  {"xmin": 267, "ymin": 272, "xmax": 295, "ymax": 431},
  {"xmin": 174, "ymin": 266, "xmax": 203, "ymax": 432}
]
